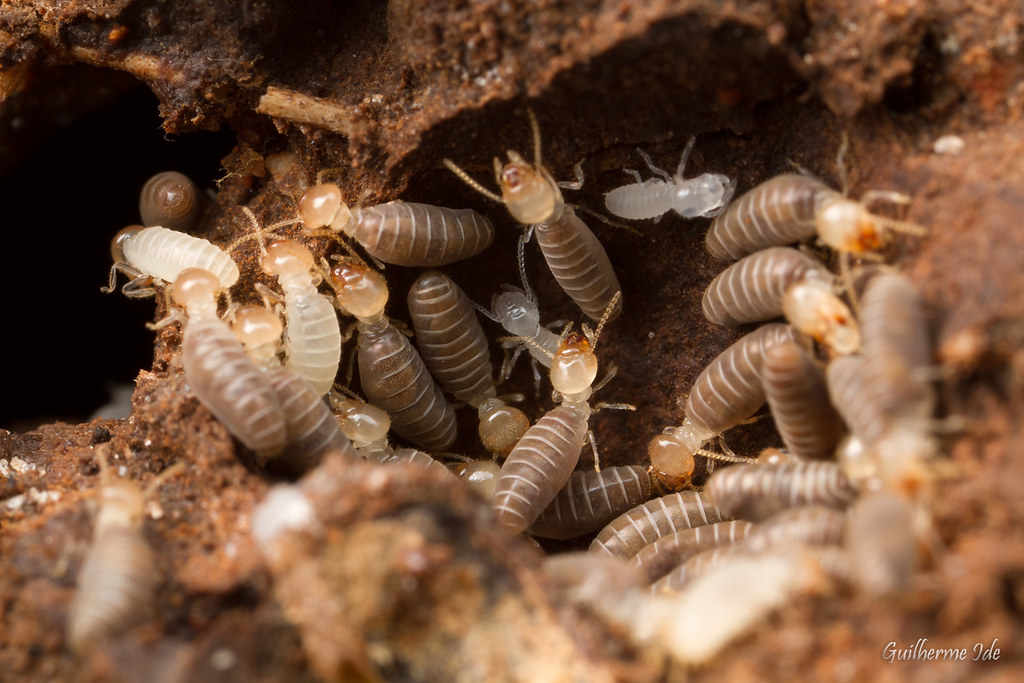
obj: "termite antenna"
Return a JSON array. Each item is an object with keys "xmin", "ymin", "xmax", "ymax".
[
  {"xmin": 442, "ymin": 159, "xmax": 505, "ymax": 204},
  {"xmin": 591, "ymin": 290, "xmax": 622, "ymax": 349},
  {"xmin": 225, "ymin": 206, "xmax": 288, "ymax": 255},
  {"xmin": 592, "ymin": 363, "xmax": 619, "ymax": 394},
  {"xmin": 141, "ymin": 462, "xmax": 186, "ymax": 499},
  {"xmin": 695, "ymin": 448, "xmax": 757, "ymax": 464},
  {"xmin": 527, "ymin": 108, "xmax": 543, "ymax": 169},
  {"xmin": 517, "ymin": 225, "xmax": 537, "ymax": 304},
  {"xmin": 571, "ymin": 203, "xmax": 644, "ymax": 236},
  {"xmin": 499, "ymin": 334, "xmax": 555, "ymax": 361},
  {"xmin": 557, "ymin": 321, "xmax": 575, "ymax": 345},
  {"xmin": 674, "ymin": 136, "xmax": 697, "ymax": 181},
  {"xmin": 836, "ymin": 131, "xmax": 850, "ymax": 195},
  {"xmin": 877, "ymin": 215, "xmax": 928, "ymax": 236}
]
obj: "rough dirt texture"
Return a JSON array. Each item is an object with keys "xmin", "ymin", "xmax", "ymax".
[{"xmin": 2, "ymin": 0, "xmax": 1024, "ymax": 680}]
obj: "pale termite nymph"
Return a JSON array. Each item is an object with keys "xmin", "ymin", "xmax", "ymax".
[
  {"xmin": 138, "ymin": 170, "xmax": 203, "ymax": 230},
  {"xmin": 529, "ymin": 465, "xmax": 653, "ymax": 540},
  {"xmin": 444, "ymin": 111, "xmax": 623, "ymax": 322},
  {"xmin": 705, "ymin": 461, "xmax": 857, "ymax": 521},
  {"xmin": 486, "ymin": 284, "xmax": 561, "ymax": 384},
  {"xmin": 604, "ymin": 139, "xmax": 735, "ymax": 221},
  {"xmin": 589, "ymin": 490, "xmax": 727, "ymax": 559},
  {"xmin": 329, "ymin": 392, "xmax": 396, "ymax": 462}
]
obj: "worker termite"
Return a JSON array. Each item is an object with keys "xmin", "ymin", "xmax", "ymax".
[
  {"xmin": 407, "ymin": 271, "xmax": 530, "ymax": 457},
  {"xmin": 529, "ymin": 465, "xmax": 653, "ymax": 540},
  {"xmin": 762, "ymin": 340, "xmax": 845, "ymax": 460},
  {"xmin": 648, "ymin": 323, "xmax": 798, "ymax": 490},
  {"xmin": 298, "ymin": 182, "xmax": 495, "ymax": 266},
  {"xmin": 632, "ymin": 519, "xmax": 755, "ymax": 583},
  {"xmin": 845, "ymin": 492, "xmax": 918, "ymax": 595},
  {"xmin": 492, "ymin": 293, "xmax": 633, "ymax": 534},
  {"xmin": 326, "ymin": 260, "xmax": 458, "ymax": 451},
  {"xmin": 702, "ymin": 247, "xmax": 860, "ymax": 354},
  {"xmin": 603, "ymin": 138, "xmax": 735, "ymax": 221},
  {"xmin": 450, "ymin": 459, "xmax": 502, "ymax": 497},
  {"xmin": 139, "ymin": 171, "xmax": 204, "ymax": 230},
  {"xmin": 102, "ymin": 225, "xmax": 240, "ymax": 299},
  {"xmin": 156, "ymin": 268, "xmax": 287, "ymax": 459},
  {"xmin": 67, "ymin": 450, "xmax": 183, "ymax": 655},
  {"xmin": 589, "ymin": 490, "xmax": 727, "ymax": 559},
  {"xmin": 705, "ymin": 461, "xmax": 857, "ymax": 521},
  {"xmin": 444, "ymin": 111, "xmax": 623, "ymax": 322},
  {"xmin": 231, "ymin": 305, "xmax": 356, "ymax": 474}
]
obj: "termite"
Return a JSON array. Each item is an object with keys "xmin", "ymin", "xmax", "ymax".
[
  {"xmin": 762, "ymin": 340, "xmax": 845, "ymax": 460},
  {"xmin": 529, "ymin": 465, "xmax": 653, "ymax": 540},
  {"xmin": 157, "ymin": 268, "xmax": 288, "ymax": 459},
  {"xmin": 329, "ymin": 391, "xmax": 395, "ymax": 462},
  {"xmin": 702, "ymin": 247, "xmax": 860, "ymax": 354},
  {"xmin": 450, "ymin": 459, "xmax": 503, "ymax": 497},
  {"xmin": 376, "ymin": 447, "xmax": 454, "ymax": 477},
  {"xmin": 102, "ymin": 225, "xmax": 239, "ymax": 299},
  {"xmin": 486, "ymin": 285, "xmax": 561, "ymax": 384},
  {"xmin": 705, "ymin": 461, "xmax": 857, "ymax": 521},
  {"xmin": 648, "ymin": 323, "xmax": 798, "ymax": 490},
  {"xmin": 845, "ymin": 492, "xmax": 917, "ymax": 595},
  {"xmin": 138, "ymin": 171, "xmax": 203, "ymax": 230},
  {"xmin": 67, "ymin": 450, "xmax": 183, "ymax": 654},
  {"xmin": 632, "ymin": 519, "xmax": 755, "ymax": 584},
  {"xmin": 603, "ymin": 139, "xmax": 735, "ymax": 221},
  {"xmin": 589, "ymin": 490, "xmax": 727, "ymax": 559},
  {"xmin": 298, "ymin": 182, "xmax": 495, "ymax": 266},
  {"xmin": 231, "ymin": 305, "xmax": 356, "ymax": 474},
  {"xmin": 492, "ymin": 294, "xmax": 633, "ymax": 534},
  {"xmin": 407, "ymin": 271, "xmax": 530, "ymax": 457},
  {"xmin": 444, "ymin": 111, "xmax": 623, "ymax": 322},
  {"xmin": 326, "ymin": 260, "xmax": 458, "ymax": 450}
]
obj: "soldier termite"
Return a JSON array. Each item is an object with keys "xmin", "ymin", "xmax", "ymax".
[
  {"xmin": 603, "ymin": 139, "xmax": 735, "ymax": 221},
  {"xmin": 326, "ymin": 260, "xmax": 458, "ymax": 451},
  {"xmin": 407, "ymin": 271, "xmax": 530, "ymax": 457},
  {"xmin": 139, "ymin": 171, "xmax": 204, "ymax": 230},
  {"xmin": 529, "ymin": 465, "xmax": 653, "ymax": 540},
  {"xmin": 705, "ymin": 461, "xmax": 857, "ymax": 521},
  {"xmin": 155, "ymin": 268, "xmax": 288, "ymax": 459},
  {"xmin": 67, "ymin": 450, "xmax": 184, "ymax": 655},
  {"xmin": 589, "ymin": 490, "xmax": 727, "ymax": 559},
  {"xmin": 492, "ymin": 293, "xmax": 633, "ymax": 534},
  {"xmin": 297, "ymin": 182, "xmax": 495, "ymax": 266},
  {"xmin": 648, "ymin": 323, "xmax": 798, "ymax": 490},
  {"xmin": 762, "ymin": 340, "xmax": 845, "ymax": 460},
  {"xmin": 102, "ymin": 225, "xmax": 240, "ymax": 299},
  {"xmin": 443, "ymin": 111, "xmax": 623, "ymax": 322},
  {"xmin": 702, "ymin": 247, "xmax": 860, "ymax": 354},
  {"xmin": 232, "ymin": 305, "xmax": 356, "ymax": 474},
  {"xmin": 631, "ymin": 519, "xmax": 755, "ymax": 584}
]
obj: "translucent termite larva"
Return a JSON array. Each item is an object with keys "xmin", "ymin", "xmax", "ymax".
[
  {"xmin": 139, "ymin": 171, "xmax": 203, "ymax": 230},
  {"xmin": 490, "ymin": 285, "xmax": 561, "ymax": 367},
  {"xmin": 603, "ymin": 141, "xmax": 735, "ymax": 220},
  {"xmin": 762, "ymin": 340, "xmax": 845, "ymax": 460},
  {"xmin": 705, "ymin": 461, "xmax": 857, "ymax": 521},
  {"xmin": 299, "ymin": 183, "xmax": 495, "ymax": 266},
  {"xmin": 589, "ymin": 490, "xmax": 726, "ymax": 559},
  {"xmin": 632, "ymin": 519, "xmax": 755, "ymax": 583},
  {"xmin": 529, "ymin": 465, "xmax": 653, "ymax": 540}
]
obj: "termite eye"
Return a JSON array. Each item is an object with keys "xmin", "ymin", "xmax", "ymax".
[
  {"xmin": 299, "ymin": 183, "xmax": 343, "ymax": 229},
  {"xmin": 232, "ymin": 306, "xmax": 282, "ymax": 348},
  {"xmin": 171, "ymin": 268, "xmax": 220, "ymax": 307},
  {"xmin": 110, "ymin": 225, "xmax": 143, "ymax": 263},
  {"xmin": 262, "ymin": 239, "xmax": 315, "ymax": 276}
]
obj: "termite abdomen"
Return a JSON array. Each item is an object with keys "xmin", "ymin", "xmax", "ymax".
[
  {"xmin": 705, "ymin": 461, "xmax": 857, "ymax": 521},
  {"xmin": 632, "ymin": 519, "xmax": 755, "ymax": 583},
  {"xmin": 589, "ymin": 490, "xmax": 726, "ymax": 559},
  {"xmin": 266, "ymin": 368, "xmax": 356, "ymax": 475},
  {"xmin": 529, "ymin": 465, "xmax": 653, "ymax": 540}
]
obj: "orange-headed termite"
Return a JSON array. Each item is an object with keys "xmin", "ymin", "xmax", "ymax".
[{"xmin": 529, "ymin": 465, "xmax": 653, "ymax": 540}]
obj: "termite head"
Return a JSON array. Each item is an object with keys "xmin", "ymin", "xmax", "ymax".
[
  {"xmin": 477, "ymin": 398, "xmax": 530, "ymax": 457},
  {"xmin": 869, "ymin": 424, "xmax": 937, "ymax": 501},
  {"xmin": 330, "ymin": 395, "xmax": 391, "ymax": 445},
  {"xmin": 262, "ymin": 239, "xmax": 315, "ymax": 278},
  {"xmin": 494, "ymin": 151, "xmax": 561, "ymax": 224},
  {"xmin": 816, "ymin": 196, "xmax": 884, "ymax": 253},
  {"xmin": 327, "ymin": 261, "xmax": 389, "ymax": 319},
  {"xmin": 170, "ymin": 268, "xmax": 220, "ymax": 316},
  {"xmin": 110, "ymin": 225, "xmax": 144, "ymax": 264},
  {"xmin": 299, "ymin": 182, "xmax": 352, "ymax": 232},
  {"xmin": 96, "ymin": 479, "xmax": 146, "ymax": 533},
  {"xmin": 450, "ymin": 459, "xmax": 501, "ymax": 498},
  {"xmin": 782, "ymin": 279, "xmax": 860, "ymax": 354},
  {"xmin": 232, "ymin": 306, "xmax": 283, "ymax": 365},
  {"xmin": 491, "ymin": 287, "xmax": 540, "ymax": 337},
  {"xmin": 647, "ymin": 428, "xmax": 696, "ymax": 490},
  {"xmin": 550, "ymin": 332, "xmax": 598, "ymax": 397},
  {"xmin": 836, "ymin": 434, "xmax": 875, "ymax": 487}
]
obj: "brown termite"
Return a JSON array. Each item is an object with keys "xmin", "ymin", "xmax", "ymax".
[
  {"xmin": 762, "ymin": 340, "xmax": 845, "ymax": 460},
  {"xmin": 443, "ymin": 111, "xmax": 623, "ymax": 322},
  {"xmin": 155, "ymin": 268, "xmax": 288, "ymax": 459},
  {"xmin": 67, "ymin": 450, "xmax": 184, "ymax": 655},
  {"xmin": 529, "ymin": 465, "xmax": 653, "ymax": 540},
  {"xmin": 376, "ymin": 447, "xmax": 455, "ymax": 477},
  {"xmin": 632, "ymin": 519, "xmax": 755, "ymax": 584},
  {"xmin": 298, "ymin": 182, "xmax": 495, "ymax": 267},
  {"xmin": 139, "ymin": 171, "xmax": 204, "ymax": 230},
  {"xmin": 325, "ymin": 260, "xmax": 458, "ymax": 451},
  {"xmin": 492, "ymin": 293, "xmax": 633, "ymax": 534},
  {"xmin": 407, "ymin": 270, "xmax": 530, "ymax": 457},
  {"xmin": 705, "ymin": 461, "xmax": 858, "ymax": 521},
  {"xmin": 589, "ymin": 490, "xmax": 727, "ymax": 559},
  {"xmin": 702, "ymin": 247, "xmax": 860, "ymax": 354},
  {"xmin": 648, "ymin": 323, "xmax": 798, "ymax": 490},
  {"xmin": 845, "ymin": 492, "xmax": 918, "ymax": 595},
  {"xmin": 231, "ymin": 305, "xmax": 356, "ymax": 474}
]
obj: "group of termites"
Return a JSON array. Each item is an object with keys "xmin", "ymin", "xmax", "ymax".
[{"xmin": 74, "ymin": 112, "xmax": 940, "ymax": 660}]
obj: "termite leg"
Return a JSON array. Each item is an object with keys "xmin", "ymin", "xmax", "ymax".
[
  {"xmin": 588, "ymin": 429, "xmax": 602, "ymax": 472},
  {"xmin": 146, "ymin": 308, "xmax": 185, "ymax": 331},
  {"xmin": 622, "ymin": 168, "xmax": 643, "ymax": 183},
  {"xmin": 517, "ymin": 225, "xmax": 537, "ymax": 304},
  {"xmin": 836, "ymin": 131, "xmax": 850, "ymax": 195},
  {"xmin": 527, "ymin": 108, "xmax": 544, "ymax": 169},
  {"xmin": 121, "ymin": 275, "xmax": 158, "ymax": 299},
  {"xmin": 673, "ymin": 136, "xmax": 697, "ymax": 181},
  {"xmin": 635, "ymin": 148, "xmax": 671, "ymax": 182},
  {"xmin": 557, "ymin": 161, "xmax": 585, "ymax": 191},
  {"xmin": 571, "ymin": 203, "xmax": 644, "ymax": 235}
]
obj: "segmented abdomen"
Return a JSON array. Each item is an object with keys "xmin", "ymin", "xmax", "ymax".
[
  {"xmin": 349, "ymin": 201, "xmax": 494, "ymax": 266},
  {"xmin": 686, "ymin": 323, "xmax": 797, "ymax": 436},
  {"xmin": 267, "ymin": 368, "xmax": 356, "ymax": 474},
  {"xmin": 282, "ymin": 279, "xmax": 342, "ymax": 397},
  {"xmin": 632, "ymin": 519, "xmax": 754, "ymax": 583},
  {"xmin": 124, "ymin": 226, "xmax": 239, "ymax": 288},
  {"xmin": 378, "ymin": 448, "xmax": 455, "ymax": 477},
  {"xmin": 763, "ymin": 340, "xmax": 844, "ymax": 460},
  {"xmin": 702, "ymin": 247, "xmax": 829, "ymax": 326},
  {"xmin": 530, "ymin": 465, "xmax": 653, "ymax": 540},
  {"xmin": 705, "ymin": 461, "xmax": 857, "ymax": 521},
  {"xmin": 826, "ymin": 355, "xmax": 890, "ymax": 444},
  {"xmin": 536, "ymin": 209, "xmax": 622, "ymax": 322},
  {"xmin": 604, "ymin": 180, "xmax": 674, "ymax": 220},
  {"xmin": 705, "ymin": 174, "xmax": 829, "ymax": 261},
  {"xmin": 493, "ymin": 404, "xmax": 590, "ymax": 534},
  {"xmin": 183, "ymin": 317, "xmax": 287, "ymax": 458},
  {"xmin": 407, "ymin": 271, "xmax": 495, "ymax": 404},
  {"xmin": 589, "ymin": 490, "xmax": 726, "ymax": 558},
  {"xmin": 358, "ymin": 323, "xmax": 457, "ymax": 451}
]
